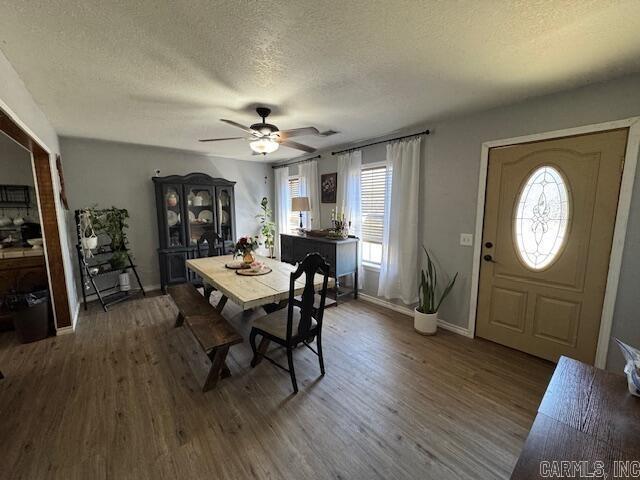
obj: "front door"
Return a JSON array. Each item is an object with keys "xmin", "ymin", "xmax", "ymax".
[{"xmin": 476, "ymin": 129, "xmax": 628, "ymax": 364}]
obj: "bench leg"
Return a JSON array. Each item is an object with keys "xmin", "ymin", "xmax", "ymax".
[
  {"xmin": 215, "ymin": 295, "xmax": 228, "ymax": 314},
  {"xmin": 175, "ymin": 312, "xmax": 185, "ymax": 328},
  {"xmin": 221, "ymin": 361, "xmax": 231, "ymax": 379},
  {"xmin": 203, "ymin": 346, "xmax": 230, "ymax": 392}
]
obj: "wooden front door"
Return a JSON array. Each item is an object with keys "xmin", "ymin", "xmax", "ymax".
[{"xmin": 476, "ymin": 129, "xmax": 628, "ymax": 364}]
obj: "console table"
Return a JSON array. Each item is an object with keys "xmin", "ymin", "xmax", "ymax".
[
  {"xmin": 280, "ymin": 233, "xmax": 358, "ymax": 302},
  {"xmin": 511, "ymin": 356, "xmax": 640, "ymax": 479}
]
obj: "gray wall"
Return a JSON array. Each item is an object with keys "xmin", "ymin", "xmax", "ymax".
[
  {"xmin": 287, "ymin": 73, "xmax": 640, "ymax": 371},
  {"xmin": 60, "ymin": 137, "xmax": 274, "ymax": 293}
]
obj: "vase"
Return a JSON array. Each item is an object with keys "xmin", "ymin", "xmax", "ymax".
[
  {"xmin": 119, "ymin": 272, "xmax": 131, "ymax": 292},
  {"xmin": 243, "ymin": 252, "xmax": 255, "ymax": 264},
  {"xmin": 414, "ymin": 308, "xmax": 438, "ymax": 335}
]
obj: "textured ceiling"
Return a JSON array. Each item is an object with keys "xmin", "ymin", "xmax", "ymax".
[{"xmin": 1, "ymin": 1, "xmax": 640, "ymax": 162}]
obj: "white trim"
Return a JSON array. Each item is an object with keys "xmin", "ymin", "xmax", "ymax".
[
  {"xmin": 361, "ymin": 159, "xmax": 387, "ymax": 169},
  {"xmin": 55, "ymin": 325, "xmax": 74, "ymax": 336},
  {"xmin": 358, "ymin": 293, "xmax": 472, "ymax": 337},
  {"xmin": 362, "ymin": 261, "xmax": 381, "ymax": 272},
  {"xmin": 72, "ymin": 299, "xmax": 81, "ymax": 330},
  {"xmin": 469, "ymin": 117, "xmax": 640, "ymax": 368}
]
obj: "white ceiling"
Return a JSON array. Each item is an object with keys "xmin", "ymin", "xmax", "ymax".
[{"xmin": 1, "ymin": 1, "xmax": 640, "ymax": 162}]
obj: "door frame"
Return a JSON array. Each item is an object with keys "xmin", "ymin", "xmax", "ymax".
[
  {"xmin": 0, "ymin": 104, "xmax": 73, "ymax": 331},
  {"xmin": 468, "ymin": 117, "xmax": 640, "ymax": 368}
]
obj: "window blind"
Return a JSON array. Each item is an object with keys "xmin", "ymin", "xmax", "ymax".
[
  {"xmin": 360, "ymin": 165, "xmax": 388, "ymax": 244},
  {"xmin": 288, "ymin": 176, "xmax": 300, "ymax": 231}
]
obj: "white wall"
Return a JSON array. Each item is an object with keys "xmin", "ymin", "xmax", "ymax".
[
  {"xmin": 59, "ymin": 137, "xmax": 274, "ymax": 293},
  {"xmin": 0, "ymin": 49, "xmax": 78, "ymax": 329},
  {"xmin": 286, "ymin": 72, "xmax": 640, "ymax": 371}
]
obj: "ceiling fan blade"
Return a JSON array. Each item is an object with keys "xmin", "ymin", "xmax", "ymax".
[
  {"xmin": 275, "ymin": 127, "xmax": 320, "ymax": 139},
  {"xmin": 198, "ymin": 136, "xmax": 246, "ymax": 142},
  {"xmin": 220, "ymin": 119, "xmax": 257, "ymax": 134},
  {"xmin": 278, "ymin": 139, "xmax": 316, "ymax": 153}
]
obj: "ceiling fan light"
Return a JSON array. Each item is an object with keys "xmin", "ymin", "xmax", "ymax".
[{"xmin": 250, "ymin": 138, "xmax": 279, "ymax": 154}]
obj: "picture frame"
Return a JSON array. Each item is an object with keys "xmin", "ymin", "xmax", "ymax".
[
  {"xmin": 321, "ymin": 172, "xmax": 337, "ymax": 203},
  {"xmin": 56, "ymin": 154, "xmax": 69, "ymax": 210}
]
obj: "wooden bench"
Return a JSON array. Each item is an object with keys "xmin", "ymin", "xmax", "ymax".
[{"xmin": 168, "ymin": 284, "xmax": 242, "ymax": 391}]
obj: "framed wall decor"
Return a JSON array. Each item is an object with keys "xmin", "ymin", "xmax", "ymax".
[{"xmin": 321, "ymin": 172, "xmax": 337, "ymax": 203}]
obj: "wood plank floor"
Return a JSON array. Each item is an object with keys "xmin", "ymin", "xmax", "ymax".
[{"xmin": 0, "ymin": 294, "xmax": 553, "ymax": 479}]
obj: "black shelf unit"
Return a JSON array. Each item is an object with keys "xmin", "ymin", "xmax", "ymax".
[
  {"xmin": 0, "ymin": 185, "xmax": 30, "ymax": 206},
  {"xmin": 152, "ymin": 173, "xmax": 236, "ymax": 292},
  {"xmin": 74, "ymin": 210, "xmax": 145, "ymax": 311}
]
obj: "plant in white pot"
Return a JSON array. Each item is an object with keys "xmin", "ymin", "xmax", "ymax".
[{"xmin": 415, "ymin": 247, "xmax": 458, "ymax": 335}]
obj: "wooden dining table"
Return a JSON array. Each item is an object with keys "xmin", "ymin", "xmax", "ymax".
[{"xmin": 186, "ymin": 255, "xmax": 334, "ymax": 313}]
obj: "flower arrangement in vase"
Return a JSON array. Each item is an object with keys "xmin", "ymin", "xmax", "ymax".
[{"xmin": 233, "ymin": 235, "xmax": 259, "ymax": 264}]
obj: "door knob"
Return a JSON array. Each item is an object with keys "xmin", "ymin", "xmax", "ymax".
[
  {"xmin": 485, "ymin": 241, "xmax": 493, "ymax": 248},
  {"xmin": 483, "ymin": 254, "xmax": 496, "ymax": 263}
]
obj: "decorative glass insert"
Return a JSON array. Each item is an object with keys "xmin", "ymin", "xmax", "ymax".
[{"xmin": 514, "ymin": 166, "xmax": 570, "ymax": 270}]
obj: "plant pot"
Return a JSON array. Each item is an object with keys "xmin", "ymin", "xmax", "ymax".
[
  {"xmin": 81, "ymin": 235, "xmax": 98, "ymax": 250},
  {"xmin": 119, "ymin": 272, "xmax": 131, "ymax": 292},
  {"xmin": 414, "ymin": 308, "xmax": 438, "ymax": 335}
]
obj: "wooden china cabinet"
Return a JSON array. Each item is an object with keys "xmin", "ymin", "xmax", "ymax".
[{"xmin": 153, "ymin": 173, "xmax": 236, "ymax": 292}]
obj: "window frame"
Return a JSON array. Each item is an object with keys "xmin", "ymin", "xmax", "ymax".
[
  {"xmin": 287, "ymin": 174, "xmax": 301, "ymax": 233},
  {"xmin": 360, "ymin": 161, "xmax": 389, "ymax": 269}
]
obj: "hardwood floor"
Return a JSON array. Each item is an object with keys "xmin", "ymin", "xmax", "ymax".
[{"xmin": 0, "ymin": 294, "xmax": 553, "ymax": 479}]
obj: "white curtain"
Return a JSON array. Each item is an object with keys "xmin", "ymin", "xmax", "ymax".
[
  {"xmin": 274, "ymin": 166, "xmax": 290, "ymax": 259},
  {"xmin": 377, "ymin": 137, "xmax": 421, "ymax": 304},
  {"xmin": 299, "ymin": 159, "xmax": 321, "ymax": 230},
  {"xmin": 336, "ymin": 150, "xmax": 363, "ymax": 288}
]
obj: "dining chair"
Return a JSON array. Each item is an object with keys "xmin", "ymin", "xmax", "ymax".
[
  {"xmin": 249, "ymin": 253, "xmax": 330, "ymax": 394},
  {"xmin": 194, "ymin": 229, "xmax": 224, "ymax": 299}
]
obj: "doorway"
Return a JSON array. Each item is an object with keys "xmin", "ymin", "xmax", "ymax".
[
  {"xmin": 475, "ymin": 129, "xmax": 629, "ymax": 364},
  {"xmin": 0, "ymin": 107, "xmax": 72, "ymax": 330},
  {"xmin": 0, "ymin": 131, "xmax": 53, "ymax": 338}
]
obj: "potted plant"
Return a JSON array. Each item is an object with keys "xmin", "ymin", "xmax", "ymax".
[
  {"xmin": 87, "ymin": 207, "xmax": 130, "ymax": 271},
  {"xmin": 255, "ymin": 197, "xmax": 276, "ymax": 258},
  {"xmin": 233, "ymin": 235, "xmax": 259, "ymax": 264},
  {"xmin": 415, "ymin": 246, "xmax": 458, "ymax": 335}
]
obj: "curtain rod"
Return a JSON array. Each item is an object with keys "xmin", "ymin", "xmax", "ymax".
[
  {"xmin": 271, "ymin": 154, "xmax": 321, "ymax": 170},
  {"xmin": 331, "ymin": 129, "xmax": 430, "ymax": 156}
]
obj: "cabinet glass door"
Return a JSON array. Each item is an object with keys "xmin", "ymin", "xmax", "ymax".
[
  {"xmin": 216, "ymin": 186, "xmax": 234, "ymax": 249},
  {"xmin": 186, "ymin": 185, "xmax": 215, "ymax": 246},
  {"xmin": 163, "ymin": 185, "xmax": 185, "ymax": 247}
]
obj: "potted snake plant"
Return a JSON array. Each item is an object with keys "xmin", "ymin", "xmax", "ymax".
[{"xmin": 415, "ymin": 246, "xmax": 458, "ymax": 335}]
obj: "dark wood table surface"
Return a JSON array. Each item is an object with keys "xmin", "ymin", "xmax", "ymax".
[{"xmin": 511, "ymin": 356, "xmax": 640, "ymax": 479}]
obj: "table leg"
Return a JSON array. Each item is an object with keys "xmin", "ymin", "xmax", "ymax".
[{"xmin": 215, "ymin": 295, "xmax": 228, "ymax": 313}]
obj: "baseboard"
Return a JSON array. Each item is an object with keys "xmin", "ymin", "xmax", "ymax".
[
  {"xmin": 357, "ymin": 293, "xmax": 472, "ymax": 338},
  {"xmin": 55, "ymin": 325, "xmax": 74, "ymax": 336}
]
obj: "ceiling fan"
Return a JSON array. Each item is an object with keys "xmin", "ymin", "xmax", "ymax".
[{"xmin": 199, "ymin": 107, "xmax": 334, "ymax": 155}]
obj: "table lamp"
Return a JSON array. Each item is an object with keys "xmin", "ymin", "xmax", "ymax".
[{"xmin": 291, "ymin": 196, "xmax": 310, "ymax": 230}]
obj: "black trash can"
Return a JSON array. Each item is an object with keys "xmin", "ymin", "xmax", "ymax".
[{"xmin": 8, "ymin": 289, "xmax": 50, "ymax": 343}]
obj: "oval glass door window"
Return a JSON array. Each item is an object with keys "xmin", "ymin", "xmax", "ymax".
[{"xmin": 514, "ymin": 165, "xmax": 570, "ymax": 270}]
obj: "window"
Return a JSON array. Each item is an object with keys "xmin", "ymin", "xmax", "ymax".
[
  {"xmin": 514, "ymin": 165, "xmax": 570, "ymax": 270},
  {"xmin": 360, "ymin": 164, "xmax": 389, "ymax": 266},
  {"xmin": 288, "ymin": 175, "xmax": 300, "ymax": 232}
]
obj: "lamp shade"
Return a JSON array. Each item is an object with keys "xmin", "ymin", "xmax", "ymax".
[
  {"xmin": 291, "ymin": 196, "xmax": 310, "ymax": 212},
  {"xmin": 250, "ymin": 138, "xmax": 279, "ymax": 154}
]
